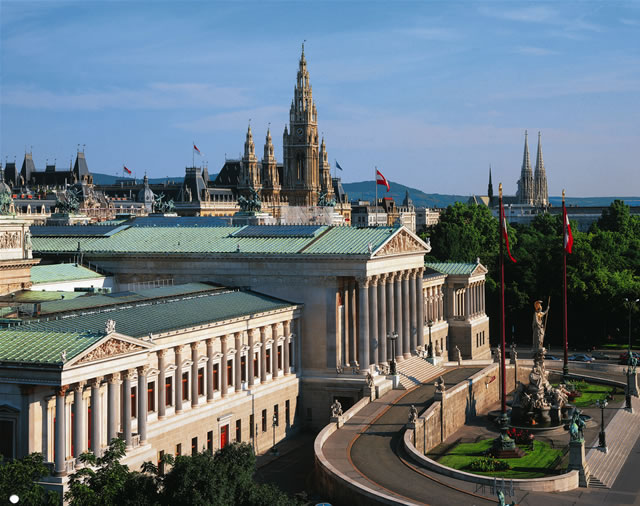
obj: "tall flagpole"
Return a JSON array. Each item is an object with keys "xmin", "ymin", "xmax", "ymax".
[
  {"xmin": 375, "ymin": 166, "xmax": 378, "ymax": 227},
  {"xmin": 563, "ymin": 189, "xmax": 569, "ymax": 381},
  {"xmin": 499, "ymin": 182, "xmax": 507, "ymax": 416},
  {"xmin": 192, "ymin": 142, "xmax": 195, "ymax": 168}
]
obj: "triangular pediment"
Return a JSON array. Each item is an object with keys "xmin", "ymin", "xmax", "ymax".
[
  {"xmin": 70, "ymin": 333, "xmax": 150, "ymax": 366},
  {"xmin": 373, "ymin": 228, "xmax": 431, "ymax": 257},
  {"xmin": 471, "ymin": 263, "xmax": 488, "ymax": 276}
]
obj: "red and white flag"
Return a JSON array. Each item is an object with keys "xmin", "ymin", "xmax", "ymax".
[
  {"xmin": 563, "ymin": 202, "xmax": 573, "ymax": 254},
  {"xmin": 376, "ymin": 169, "xmax": 390, "ymax": 192},
  {"xmin": 500, "ymin": 202, "xmax": 517, "ymax": 263},
  {"xmin": 123, "ymin": 166, "xmax": 132, "ymax": 175},
  {"xmin": 193, "ymin": 144, "xmax": 202, "ymax": 155}
]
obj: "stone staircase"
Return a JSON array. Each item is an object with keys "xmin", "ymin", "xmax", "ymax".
[
  {"xmin": 585, "ymin": 396, "xmax": 640, "ymax": 488},
  {"xmin": 396, "ymin": 356, "xmax": 446, "ymax": 390}
]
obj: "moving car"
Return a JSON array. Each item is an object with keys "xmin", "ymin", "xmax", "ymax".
[
  {"xmin": 591, "ymin": 351, "xmax": 611, "ymax": 360},
  {"xmin": 545, "ymin": 354, "xmax": 561, "ymax": 361},
  {"xmin": 568, "ymin": 354, "xmax": 595, "ymax": 362},
  {"xmin": 618, "ymin": 351, "xmax": 640, "ymax": 364}
]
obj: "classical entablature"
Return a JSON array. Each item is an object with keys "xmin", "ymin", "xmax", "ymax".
[
  {"xmin": 372, "ymin": 228, "xmax": 431, "ymax": 258},
  {"xmin": 69, "ymin": 334, "xmax": 151, "ymax": 367}
]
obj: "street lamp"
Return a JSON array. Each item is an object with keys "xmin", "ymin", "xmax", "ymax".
[
  {"xmin": 427, "ymin": 320, "xmax": 434, "ymax": 358},
  {"xmin": 387, "ymin": 331, "xmax": 398, "ymax": 375},
  {"xmin": 624, "ymin": 298, "xmax": 639, "ymax": 409},
  {"xmin": 271, "ymin": 412, "xmax": 278, "ymax": 456},
  {"xmin": 596, "ymin": 399, "xmax": 607, "ymax": 452}
]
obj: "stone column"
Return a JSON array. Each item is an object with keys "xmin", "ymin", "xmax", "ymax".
[
  {"xmin": 464, "ymin": 287, "xmax": 470, "ymax": 319},
  {"xmin": 122, "ymin": 369, "xmax": 133, "ymax": 449},
  {"xmin": 343, "ymin": 281, "xmax": 350, "ymax": 366},
  {"xmin": 271, "ymin": 324, "xmax": 279, "ymax": 379},
  {"xmin": 260, "ymin": 327, "xmax": 267, "ymax": 383},
  {"xmin": 191, "ymin": 342, "xmax": 199, "ymax": 405},
  {"xmin": 221, "ymin": 336, "xmax": 229, "ymax": 396},
  {"xmin": 349, "ymin": 280, "xmax": 358, "ymax": 365},
  {"xmin": 90, "ymin": 377, "xmax": 102, "ymax": 456},
  {"xmin": 73, "ymin": 382, "xmax": 85, "ymax": 457},
  {"xmin": 409, "ymin": 269, "xmax": 417, "ymax": 353},
  {"xmin": 174, "ymin": 345, "xmax": 184, "ymax": 413},
  {"xmin": 378, "ymin": 273, "xmax": 387, "ymax": 366},
  {"xmin": 386, "ymin": 273, "xmax": 395, "ymax": 361},
  {"xmin": 235, "ymin": 333, "xmax": 242, "ymax": 391},
  {"xmin": 206, "ymin": 339, "xmax": 214, "ymax": 402},
  {"xmin": 358, "ymin": 276, "xmax": 370, "ymax": 370},
  {"xmin": 369, "ymin": 276, "xmax": 378, "ymax": 367},
  {"xmin": 402, "ymin": 271, "xmax": 411, "ymax": 359},
  {"xmin": 54, "ymin": 385, "xmax": 68, "ymax": 476},
  {"xmin": 394, "ymin": 272, "xmax": 404, "ymax": 360},
  {"xmin": 137, "ymin": 366, "xmax": 148, "ymax": 444},
  {"xmin": 107, "ymin": 373, "xmax": 119, "ymax": 444},
  {"xmin": 157, "ymin": 350, "xmax": 167, "ymax": 418},
  {"xmin": 283, "ymin": 321, "xmax": 291, "ymax": 375},
  {"xmin": 416, "ymin": 268, "xmax": 424, "ymax": 348}
]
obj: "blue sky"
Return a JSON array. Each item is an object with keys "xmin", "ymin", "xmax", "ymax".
[{"xmin": 1, "ymin": 1, "xmax": 638, "ymax": 197}]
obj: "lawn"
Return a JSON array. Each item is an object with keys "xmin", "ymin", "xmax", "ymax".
[
  {"xmin": 435, "ymin": 439, "xmax": 563, "ymax": 479},
  {"xmin": 553, "ymin": 381, "xmax": 620, "ymax": 408}
]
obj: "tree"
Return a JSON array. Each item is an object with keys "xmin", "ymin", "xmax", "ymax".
[{"xmin": 0, "ymin": 453, "xmax": 59, "ymax": 505}]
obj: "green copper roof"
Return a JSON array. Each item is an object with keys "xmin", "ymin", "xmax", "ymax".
[
  {"xmin": 6, "ymin": 291, "xmax": 85, "ymax": 303},
  {"xmin": 300, "ymin": 226, "xmax": 397, "ymax": 255},
  {"xmin": 0, "ymin": 329, "xmax": 104, "ymax": 365},
  {"xmin": 31, "ymin": 263, "xmax": 104, "ymax": 284},
  {"xmin": 425, "ymin": 262, "xmax": 479, "ymax": 275}
]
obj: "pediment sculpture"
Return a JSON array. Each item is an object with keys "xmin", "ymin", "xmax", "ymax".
[
  {"xmin": 374, "ymin": 231, "xmax": 428, "ymax": 257},
  {"xmin": 77, "ymin": 338, "xmax": 144, "ymax": 364}
]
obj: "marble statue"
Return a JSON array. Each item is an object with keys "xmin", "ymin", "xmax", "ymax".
[
  {"xmin": 331, "ymin": 399, "xmax": 343, "ymax": 418},
  {"xmin": 435, "ymin": 375, "xmax": 445, "ymax": 393},
  {"xmin": 365, "ymin": 371, "xmax": 374, "ymax": 388},
  {"xmin": 408, "ymin": 404, "xmax": 418, "ymax": 423},
  {"xmin": 532, "ymin": 299, "xmax": 550, "ymax": 350},
  {"xmin": 454, "ymin": 345, "xmax": 462, "ymax": 365}
]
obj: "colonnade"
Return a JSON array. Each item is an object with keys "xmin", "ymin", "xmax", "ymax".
[
  {"xmin": 424, "ymin": 284, "xmax": 445, "ymax": 323},
  {"xmin": 341, "ymin": 268, "xmax": 424, "ymax": 371},
  {"xmin": 53, "ymin": 320, "xmax": 297, "ymax": 476}
]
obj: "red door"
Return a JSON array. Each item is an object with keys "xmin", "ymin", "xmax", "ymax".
[{"xmin": 220, "ymin": 425, "xmax": 229, "ymax": 449}]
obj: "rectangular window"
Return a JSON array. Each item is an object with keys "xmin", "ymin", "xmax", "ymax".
[
  {"xmin": 176, "ymin": 443, "xmax": 182, "ymax": 456},
  {"xmin": 236, "ymin": 419, "xmax": 241, "ymax": 442},
  {"xmin": 285, "ymin": 399, "xmax": 290, "ymax": 426},
  {"xmin": 253, "ymin": 352, "xmax": 259, "ymax": 377},
  {"xmin": 207, "ymin": 431, "xmax": 213, "ymax": 453},
  {"xmin": 274, "ymin": 404, "xmax": 279, "ymax": 426},
  {"xmin": 182, "ymin": 372, "xmax": 189, "ymax": 401},
  {"xmin": 266, "ymin": 349, "xmax": 271, "ymax": 374},
  {"xmin": 148, "ymin": 382, "xmax": 155, "ymax": 412},
  {"xmin": 241, "ymin": 355, "xmax": 247, "ymax": 383},
  {"xmin": 198, "ymin": 368, "xmax": 204, "ymax": 396},
  {"xmin": 131, "ymin": 386, "xmax": 137, "ymax": 418},
  {"xmin": 277, "ymin": 345, "xmax": 282, "ymax": 370},
  {"xmin": 261, "ymin": 409, "xmax": 267, "ymax": 432},
  {"xmin": 165, "ymin": 376, "xmax": 173, "ymax": 407},
  {"xmin": 213, "ymin": 364, "xmax": 219, "ymax": 391},
  {"xmin": 227, "ymin": 359, "xmax": 233, "ymax": 386},
  {"xmin": 158, "ymin": 450, "xmax": 165, "ymax": 476},
  {"xmin": 250, "ymin": 414, "xmax": 255, "ymax": 438},
  {"xmin": 191, "ymin": 437, "xmax": 197, "ymax": 456}
]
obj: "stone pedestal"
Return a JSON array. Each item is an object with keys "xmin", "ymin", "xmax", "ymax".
[
  {"xmin": 567, "ymin": 439, "xmax": 590, "ymax": 487},
  {"xmin": 628, "ymin": 372, "xmax": 639, "ymax": 397},
  {"xmin": 427, "ymin": 356, "xmax": 443, "ymax": 366},
  {"xmin": 390, "ymin": 375, "xmax": 401, "ymax": 389},
  {"xmin": 364, "ymin": 386, "xmax": 376, "ymax": 401},
  {"xmin": 550, "ymin": 406, "xmax": 561, "ymax": 425},
  {"xmin": 331, "ymin": 415, "xmax": 345, "ymax": 429}
]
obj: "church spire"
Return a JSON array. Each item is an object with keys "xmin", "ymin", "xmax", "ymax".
[
  {"xmin": 534, "ymin": 131, "xmax": 548, "ymax": 206},
  {"xmin": 488, "ymin": 165, "xmax": 494, "ymax": 200},
  {"xmin": 516, "ymin": 130, "xmax": 534, "ymax": 205},
  {"xmin": 244, "ymin": 123, "xmax": 256, "ymax": 161}
]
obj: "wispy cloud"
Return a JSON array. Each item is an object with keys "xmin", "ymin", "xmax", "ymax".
[
  {"xmin": 514, "ymin": 46, "xmax": 559, "ymax": 56},
  {"xmin": 174, "ymin": 106, "xmax": 289, "ymax": 133}
]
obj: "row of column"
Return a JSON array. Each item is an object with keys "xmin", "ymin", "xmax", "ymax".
[
  {"xmin": 343, "ymin": 268, "xmax": 424, "ymax": 371},
  {"xmin": 424, "ymin": 284, "xmax": 445, "ymax": 323},
  {"xmin": 54, "ymin": 321, "xmax": 296, "ymax": 476},
  {"xmin": 468, "ymin": 280, "xmax": 485, "ymax": 317}
]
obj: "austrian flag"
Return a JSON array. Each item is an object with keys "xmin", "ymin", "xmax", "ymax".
[
  {"xmin": 193, "ymin": 144, "xmax": 202, "ymax": 155},
  {"xmin": 376, "ymin": 169, "xmax": 390, "ymax": 192},
  {"xmin": 123, "ymin": 166, "xmax": 132, "ymax": 175},
  {"xmin": 563, "ymin": 203, "xmax": 573, "ymax": 254},
  {"xmin": 500, "ymin": 203, "xmax": 517, "ymax": 263}
]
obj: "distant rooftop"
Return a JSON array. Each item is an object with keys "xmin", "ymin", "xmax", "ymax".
[
  {"xmin": 31, "ymin": 263, "xmax": 104, "ymax": 285},
  {"xmin": 425, "ymin": 262, "xmax": 481, "ymax": 276}
]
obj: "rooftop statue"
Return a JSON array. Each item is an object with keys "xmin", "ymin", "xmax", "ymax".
[
  {"xmin": 238, "ymin": 188, "xmax": 262, "ymax": 212},
  {"xmin": 0, "ymin": 189, "xmax": 12, "ymax": 215},
  {"xmin": 153, "ymin": 193, "xmax": 175, "ymax": 214},
  {"xmin": 56, "ymin": 188, "xmax": 80, "ymax": 214},
  {"xmin": 318, "ymin": 191, "xmax": 336, "ymax": 207}
]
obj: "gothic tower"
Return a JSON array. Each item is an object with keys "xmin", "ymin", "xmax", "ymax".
[
  {"xmin": 533, "ymin": 131, "xmax": 548, "ymax": 207},
  {"xmin": 516, "ymin": 130, "xmax": 534, "ymax": 205},
  {"xmin": 487, "ymin": 165, "xmax": 494, "ymax": 202},
  {"xmin": 282, "ymin": 43, "xmax": 321, "ymax": 206},
  {"xmin": 319, "ymin": 137, "xmax": 334, "ymax": 202},
  {"xmin": 239, "ymin": 124, "xmax": 261, "ymax": 193},
  {"xmin": 260, "ymin": 127, "xmax": 280, "ymax": 204}
]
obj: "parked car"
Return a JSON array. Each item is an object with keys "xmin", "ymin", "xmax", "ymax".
[
  {"xmin": 618, "ymin": 351, "xmax": 640, "ymax": 364},
  {"xmin": 545, "ymin": 355, "xmax": 561, "ymax": 361},
  {"xmin": 591, "ymin": 351, "xmax": 611, "ymax": 360},
  {"xmin": 568, "ymin": 354, "xmax": 595, "ymax": 362}
]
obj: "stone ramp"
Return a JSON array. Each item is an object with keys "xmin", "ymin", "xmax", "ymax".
[
  {"xmin": 586, "ymin": 396, "xmax": 640, "ymax": 488},
  {"xmin": 396, "ymin": 355, "xmax": 445, "ymax": 390}
]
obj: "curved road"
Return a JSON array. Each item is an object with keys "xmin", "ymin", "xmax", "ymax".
[{"xmin": 350, "ymin": 367, "xmax": 495, "ymax": 506}]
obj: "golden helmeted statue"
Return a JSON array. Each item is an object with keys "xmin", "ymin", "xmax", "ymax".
[{"xmin": 532, "ymin": 299, "xmax": 549, "ymax": 350}]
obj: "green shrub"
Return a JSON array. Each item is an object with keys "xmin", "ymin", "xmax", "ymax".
[{"xmin": 468, "ymin": 457, "xmax": 511, "ymax": 472}]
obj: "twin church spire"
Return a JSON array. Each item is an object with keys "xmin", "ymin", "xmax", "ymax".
[{"xmin": 516, "ymin": 130, "xmax": 548, "ymax": 206}]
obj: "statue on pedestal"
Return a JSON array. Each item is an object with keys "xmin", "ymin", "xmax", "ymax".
[
  {"xmin": 532, "ymin": 299, "xmax": 550, "ymax": 350},
  {"xmin": 331, "ymin": 399, "xmax": 343, "ymax": 418},
  {"xmin": 408, "ymin": 404, "xmax": 418, "ymax": 423}
]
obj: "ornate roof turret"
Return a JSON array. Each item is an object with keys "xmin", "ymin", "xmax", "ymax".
[
  {"xmin": 402, "ymin": 190, "xmax": 414, "ymax": 208},
  {"xmin": 243, "ymin": 124, "xmax": 256, "ymax": 161},
  {"xmin": 137, "ymin": 174, "xmax": 155, "ymax": 208},
  {"xmin": 264, "ymin": 127, "xmax": 275, "ymax": 162}
]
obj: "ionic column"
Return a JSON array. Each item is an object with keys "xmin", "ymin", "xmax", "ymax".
[
  {"xmin": 368, "ymin": 276, "xmax": 378, "ymax": 367},
  {"xmin": 107, "ymin": 373, "xmax": 119, "ymax": 444},
  {"xmin": 402, "ymin": 271, "xmax": 411, "ymax": 359},
  {"xmin": 271, "ymin": 324, "xmax": 279, "ymax": 379},
  {"xmin": 283, "ymin": 321, "xmax": 291, "ymax": 375},
  {"xmin": 377, "ymin": 274, "xmax": 387, "ymax": 366},
  {"xmin": 409, "ymin": 269, "xmax": 417, "ymax": 353},
  {"xmin": 235, "ymin": 333, "xmax": 242, "ymax": 391},
  {"xmin": 247, "ymin": 332, "xmax": 255, "ymax": 386},
  {"xmin": 157, "ymin": 350, "xmax": 167, "ymax": 418},
  {"xmin": 137, "ymin": 366, "xmax": 148, "ymax": 444},
  {"xmin": 358, "ymin": 276, "xmax": 370, "ymax": 370},
  {"xmin": 90, "ymin": 377, "xmax": 102, "ymax": 457},
  {"xmin": 439, "ymin": 288, "xmax": 444, "ymax": 321},
  {"xmin": 343, "ymin": 281, "xmax": 350, "ymax": 366},
  {"xmin": 386, "ymin": 273, "xmax": 395, "ymax": 361},
  {"xmin": 54, "ymin": 385, "xmax": 69, "ymax": 476},
  {"xmin": 416, "ymin": 268, "xmax": 424, "ymax": 348},
  {"xmin": 260, "ymin": 327, "xmax": 267, "ymax": 383},
  {"xmin": 349, "ymin": 280, "xmax": 358, "ymax": 365},
  {"xmin": 191, "ymin": 342, "xmax": 199, "ymax": 405},
  {"xmin": 206, "ymin": 339, "xmax": 214, "ymax": 402},
  {"xmin": 394, "ymin": 272, "xmax": 404, "ymax": 360},
  {"xmin": 73, "ymin": 382, "xmax": 86, "ymax": 458},
  {"xmin": 122, "ymin": 369, "xmax": 133, "ymax": 449},
  {"xmin": 174, "ymin": 345, "xmax": 184, "ymax": 413},
  {"xmin": 221, "ymin": 336, "xmax": 229, "ymax": 396}
]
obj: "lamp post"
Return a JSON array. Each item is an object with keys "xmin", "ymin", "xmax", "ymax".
[
  {"xmin": 271, "ymin": 412, "xmax": 278, "ymax": 456},
  {"xmin": 387, "ymin": 331, "xmax": 398, "ymax": 375},
  {"xmin": 427, "ymin": 320, "xmax": 434, "ymax": 358},
  {"xmin": 624, "ymin": 298, "xmax": 639, "ymax": 409},
  {"xmin": 596, "ymin": 399, "xmax": 608, "ymax": 452}
]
